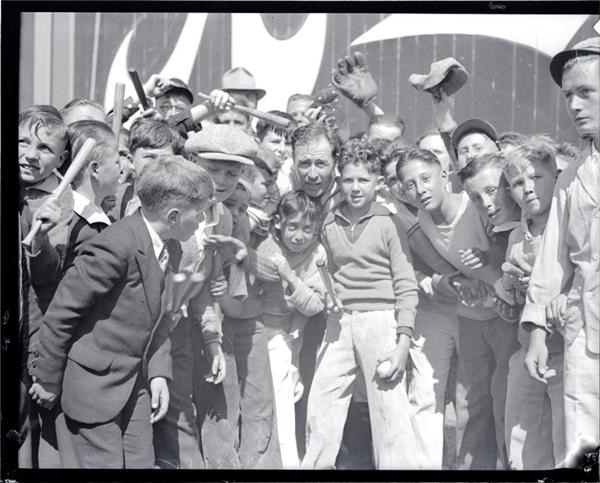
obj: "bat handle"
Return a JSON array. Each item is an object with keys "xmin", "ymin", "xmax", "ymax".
[
  {"xmin": 112, "ymin": 83, "xmax": 126, "ymax": 136},
  {"xmin": 22, "ymin": 219, "xmax": 43, "ymax": 248},
  {"xmin": 128, "ymin": 69, "xmax": 150, "ymax": 110}
]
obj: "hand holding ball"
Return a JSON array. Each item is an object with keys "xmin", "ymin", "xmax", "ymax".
[{"xmin": 376, "ymin": 360, "xmax": 393, "ymax": 379}]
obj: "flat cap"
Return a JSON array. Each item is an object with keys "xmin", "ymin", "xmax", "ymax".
[
  {"xmin": 549, "ymin": 37, "xmax": 600, "ymax": 87},
  {"xmin": 185, "ymin": 124, "xmax": 257, "ymax": 165}
]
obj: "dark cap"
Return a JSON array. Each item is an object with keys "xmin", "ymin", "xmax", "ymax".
[
  {"xmin": 452, "ymin": 118, "xmax": 498, "ymax": 152},
  {"xmin": 549, "ymin": 37, "xmax": 600, "ymax": 87},
  {"xmin": 159, "ymin": 78, "xmax": 194, "ymax": 104}
]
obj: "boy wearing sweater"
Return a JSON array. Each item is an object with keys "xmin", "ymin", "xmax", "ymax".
[{"xmin": 302, "ymin": 138, "xmax": 421, "ymax": 470}]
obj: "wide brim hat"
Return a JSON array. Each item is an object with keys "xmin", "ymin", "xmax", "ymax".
[
  {"xmin": 158, "ymin": 78, "xmax": 194, "ymax": 104},
  {"xmin": 452, "ymin": 118, "xmax": 498, "ymax": 151},
  {"xmin": 185, "ymin": 124, "xmax": 256, "ymax": 166},
  {"xmin": 549, "ymin": 37, "xmax": 600, "ymax": 87},
  {"xmin": 221, "ymin": 67, "xmax": 266, "ymax": 100},
  {"xmin": 409, "ymin": 57, "xmax": 469, "ymax": 97}
]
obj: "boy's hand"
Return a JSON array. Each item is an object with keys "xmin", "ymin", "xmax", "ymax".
[
  {"xmin": 304, "ymin": 106, "xmax": 326, "ymax": 125},
  {"xmin": 546, "ymin": 293, "xmax": 568, "ymax": 329},
  {"xmin": 208, "ymin": 89, "xmax": 235, "ymax": 111},
  {"xmin": 204, "ymin": 235, "xmax": 247, "ymax": 263},
  {"xmin": 140, "ymin": 106, "xmax": 164, "ymax": 121},
  {"xmin": 459, "ymin": 247, "xmax": 488, "ymax": 270},
  {"xmin": 376, "ymin": 334, "xmax": 410, "ymax": 382},
  {"xmin": 150, "ymin": 377, "xmax": 170, "ymax": 423},
  {"xmin": 204, "ymin": 342, "xmax": 226, "ymax": 384},
  {"xmin": 271, "ymin": 254, "xmax": 294, "ymax": 281},
  {"xmin": 143, "ymin": 74, "xmax": 171, "ymax": 98},
  {"xmin": 210, "ymin": 276, "xmax": 229, "ymax": 298},
  {"xmin": 29, "ymin": 381, "xmax": 60, "ymax": 410},
  {"xmin": 502, "ymin": 261, "xmax": 531, "ymax": 293},
  {"xmin": 431, "ymin": 273, "xmax": 459, "ymax": 301},
  {"xmin": 331, "ymin": 52, "xmax": 378, "ymax": 108},
  {"xmin": 33, "ymin": 199, "xmax": 62, "ymax": 236},
  {"xmin": 418, "ymin": 276, "xmax": 435, "ymax": 298},
  {"xmin": 326, "ymin": 295, "xmax": 343, "ymax": 320},
  {"xmin": 524, "ymin": 328, "xmax": 554, "ymax": 383},
  {"xmin": 430, "ymin": 87, "xmax": 456, "ymax": 133}
]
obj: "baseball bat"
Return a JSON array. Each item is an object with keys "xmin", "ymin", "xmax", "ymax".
[
  {"xmin": 128, "ymin": 69, "xmax": 150, "ymax": 110},
  {"xmin": 111, "ymin": 83, "xmax": 126, "ymax": 136},
  {"xmin": 196, "ymin": 92, "xmax": 292, "ymax": 129},
  {"xmin": 316, "ymin": 258, "xmax": 339, "ymax": 309},
  {"xmin": 22, "ymin": 138, "xmax": 97, "ymax": 247}
]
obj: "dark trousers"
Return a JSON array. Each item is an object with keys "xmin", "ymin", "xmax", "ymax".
[
  {"xmin": 193, "ymin": 317, "xmax": 281, "ymax": 469},
  {"xmin": 153, "ymin": 318, "xmax": 204, "ymax": 469},
  {"xmin": 60, "ymin": 376, "xmax": 154, "ymax": 468}
]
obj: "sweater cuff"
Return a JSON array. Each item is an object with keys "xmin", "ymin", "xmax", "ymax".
[
  {"xmin": 396, "ymin": 326, "xmax": 413, "ymax": 338},
  {"xmin": 394, "ymin": 308, "xmax": 416, "ymax": 330}
]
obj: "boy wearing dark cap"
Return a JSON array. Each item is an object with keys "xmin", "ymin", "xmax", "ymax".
[
  {"xmin": 452, "ymin": 118, "xmax": 500, "ymax": 171},
  {"xmin": 523, "ymin": 37, "xmax": 599, "ymax": 467}
]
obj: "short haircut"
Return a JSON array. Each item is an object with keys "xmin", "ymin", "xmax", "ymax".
[
  {"xmin": 498, "ymin": 131, "xmax": 526, "ymax": 147},
  {"xmin": 137, "ymin": 155, "xmax": 214, "ymax": 213},
  {"xmin": 556, "ymin": 141, "xmax": 582, "ymax": 162},
  {"xmin": 338, "ymin": 138, "xmax": 381, "ymax": 175},
  {"xmin": 276, "ymin": 190, "xmax": 320, "ymax": 225},
  {"xmin": 19, "ymin": 105, "xmax": 68, "ymax": 144},
  {"xmin": 128, "ymin": 118, "xmax": 183, "ymax": 155},
  {"xmin": 60, "ymin": 98, "xmax": 105, "ymax": 118},
  {"xmin": 255, "ymin": 111, "xmax": 295, "ymax": 141},
  {"xmin": 457, "ymin": 152, "xmax": 505, "ymax": 183},
  {"xmin": 395, "ymin": 148, "xmax": 442, "ymax": 180},
  {"xmin": 291, "ymin": 122, "xmax": 338, "ymax": 159},
  {"xmin": 368, "ymin": 114, "xmax": 405, "ymax": 136},
  {"xmin": 504, "ymin": 135, "xmax": 558, "ymax": 179},
  {"xmin": 67, "ymin": 120, "xmax": 117, "ymax": 187},
  {"xmin": 287, "ymin": 93, "xmax": 313, "ymax": 106},
  {"xmin": 383, "ymin": 137, "xmax": 418, "ymax": 169},
  {"xmin": 562, "ymin": 54, "xmax": 600, "ymax": 76}
]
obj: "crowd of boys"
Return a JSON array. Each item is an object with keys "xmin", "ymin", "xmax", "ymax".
[{"xmin": 17, "ymin": 37, "xmax": 599, "ymax": 470}]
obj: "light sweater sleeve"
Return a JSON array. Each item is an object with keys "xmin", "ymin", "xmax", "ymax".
[
  {"xmin": 385, "ymin": 218, "xmax": 418, "ymax": 328},
  {"xmin": 286, "ymin": 245, "xmax": 327, "ymax": 317}
]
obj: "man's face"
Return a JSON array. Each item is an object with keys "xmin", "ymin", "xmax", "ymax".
[
  {"xmin": 463, "ymin": 166, "xmax": 520, "ymax": 226},
  {"xmin": 367, "ymin": 124, "xmax": 403, "ymax": 142},
  {"xmin": 293, "ymin": 135, "xmax": 336, "ymax": 199},
  {"xmin": 197, "ymin": 158, "xmax": 244, "ymax": 202},
  {"xmin": 287, "ymin": 98, "xmax": 313, "ymax": 126},
  {"xmin": 170, "ymin": 198, "xmax": 209, "ymax": 241},
  {"xmin": 62, "ymin": 105, "xmax": 106, "ymax": 125},
  {"xmin": 217, "ymin": 110, "xmax": 250, "ymax": 133},
  {"xmin": 132, "ymin": 146, "xmax": 174, "ymax": 178},
  {"xmin": 279, "ymin": 213, "xmax": 318, "ymax": 254},
  {"xmin": 340, "ymin": 163, "xmax": 380, "ymax": 213},
  {"xmin": 96, "ymin": 142, "xmax": 121, "ymax": 198},
  {"xmin": 562, "ymin": 59, "xmax": 600, "ymax": 142},
  {"xmin": 456, "ymin": 132, "xmax": 499, "ymax": 170},
  {"xmin": 418, "ymin": 134, "xmax": 452, "ymax": 173},
  {"xmin": 155, "ymin": 92, "xmax": 192, "ymax": 120},
  {"xmin": 259, "ymin": 130, "xmax": 291, "ymax": 168},
  {"xmin": 18, "ymin": 124, "xmax": 67, "ymax": 185},
  {"xmin": 223, "ymin": 186, "xmax": 250, "ymax": 230},
  {"xmin": 398, "ymin": 159, "xmax": 447, "ymax": 212},
  {"xmin": 506, "ymin": 159, "xmax": 556, "ymax": 218},
  {"xmin": 117, "ymin": 135, "xmax": 133, "ymax": 184}
]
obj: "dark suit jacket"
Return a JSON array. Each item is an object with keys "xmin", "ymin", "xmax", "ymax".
[{"xmin": 30, "ymin": 211, "xmax": 182, "ymax": 425}]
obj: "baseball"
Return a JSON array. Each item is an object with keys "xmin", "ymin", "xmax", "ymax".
[{"xmin": 376, "ymin": 360, "xmax": 393, "ymax": 379}]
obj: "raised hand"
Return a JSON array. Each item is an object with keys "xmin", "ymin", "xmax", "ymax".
[{"xmin": 331, "ymin": 52, "xmax": 378, "ymax": 108}]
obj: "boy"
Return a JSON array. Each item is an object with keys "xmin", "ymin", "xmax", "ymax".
[
  {"xmin": 396, "ymin": 148, "xmax": 518, "ymax": 470},
  {"xmin": 302, "ymin": 138, "xmax": 420, "ymax": 470},
  {"xmin": 366, "ymin": 114, "xmax": 405, "ymax": 142},
  {"xmin": 255, "ymin": 191, "xmax": 327, "ymax": 467},
  {"xmin": 18, "ymin": 105, "xmax": 71, "ymax": 468},
  {"xmin": 60, "ymin": 98, "xmax": 106, "ymax": 126},
  {"xmin": 501, "ymin": 136, "xmax": 565, "ymax": 469},
  {"xmin": 524, "ymin": 37, "xmax": 599, "ymax": 466},
  {"xmin": 29, "ymin": 156, "xmax": 214, "ymax": 468},
  {"xmin": 223, "ymin": 182, "xmax": 252, "ymax": 244},
  {"xmin": 184, "ymin": 124, "xmax": 281, "ymax": 469}
]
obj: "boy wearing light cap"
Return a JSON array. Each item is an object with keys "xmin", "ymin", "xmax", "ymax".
[{"xmin": 523, "ymin": 36, "xmax": 599, "ymax": 467}]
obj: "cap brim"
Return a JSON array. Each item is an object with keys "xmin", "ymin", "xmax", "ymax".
[
  {"xmin": 197, "ymin": 152, "xmax": 255, "ymax": 166},
  {"xmin": 222, "ymin": 88, "xmax": 267, "ymax": 100},
  {"xmin": 452, "ymin": 119, "xmax": 498, "ymax": 151},
  {"xmin": 550, "ymin": 49, "xmax": 600, "ymax": 87}
]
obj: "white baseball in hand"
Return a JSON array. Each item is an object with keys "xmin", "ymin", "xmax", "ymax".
[{"xmin": 376, "ymin": 360, "xmax": 393, "ymax": 378}]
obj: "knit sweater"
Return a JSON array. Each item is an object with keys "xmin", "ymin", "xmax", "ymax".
[{"xmin": 321, "ymin": 202, "xmax": 418, "ymax": 328}]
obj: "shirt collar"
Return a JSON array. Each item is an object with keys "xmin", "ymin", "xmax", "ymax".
[
  {"xmin": 72, "ymin": 191, "xmax": 111, "ymax": 226},
  {"xmin": 141, "ymin": 211, "xmax": 165, "ymax": 261},
  {"xmin": 25, "ymin": 171, "xmax": 61, "ymax": 194},
  {"xmin": 491, "ymin": 220, "xmax": 521, "ymax": 233}
]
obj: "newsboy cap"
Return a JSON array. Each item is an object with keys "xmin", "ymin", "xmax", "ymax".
[{"xmin": 185, "ymin": 124, "xmax": 257, "ymax": 166}]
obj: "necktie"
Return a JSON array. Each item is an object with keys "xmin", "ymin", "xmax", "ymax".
[{"xmin": 158, "ymin": 244, "xmax": 170, "ymax": 272}]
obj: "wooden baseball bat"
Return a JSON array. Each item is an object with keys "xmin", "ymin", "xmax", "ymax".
[
  {"xmin": 22, "ymin": 138, "xmax": 97, "ymax": 247},
  {"xmin": 196, "ymin": 92, "xmax": 291, "ymax": 129},
  {"xmin": 128, "ymin": 69, "xmax": 151, "ymax": 110},
  {"xmin": 111, "ymin": 82, "xmax": 125, "ymax": 136},
  {"xmin": 316, "ymin": 258, "xmax": 339, "ymax": 309}
]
